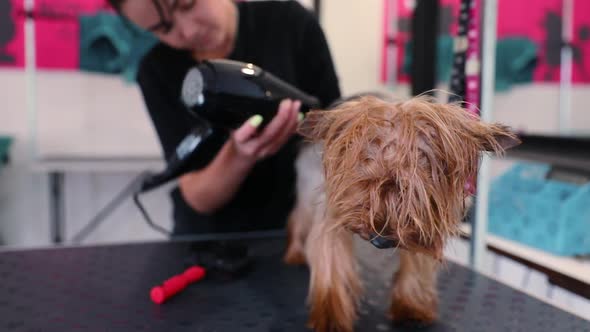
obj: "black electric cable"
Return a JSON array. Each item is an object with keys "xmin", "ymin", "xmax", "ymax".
[
  {"xmin": 71, "ymin": 171, "xmax": 152, "ymax": 244},
  {"xmin": 133, "ymin": 190, "xmax": 173, "ymax": 236},
  {"xmin": 72, "ymin": 171, "xmax": 175, "ymax": 244}
]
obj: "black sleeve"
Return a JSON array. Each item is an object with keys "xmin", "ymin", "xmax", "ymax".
[
  {"xmin": 137, "ymin": 50, "xmax": 228, "ymax": 170},
  {"xmin": 137, "ymin": 46, "xmax": 208, "ymax": 165},
  {"xmin": 291, "ymin": 1, "xmax": 341, "ymax": 108},
  {"xmin": 136, "ymin": 57, "xmax": 193, "ymax": 162}
]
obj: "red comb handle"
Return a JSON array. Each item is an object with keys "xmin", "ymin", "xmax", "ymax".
[
  {"xmin": 150, "ymin": 266, "xmax": 206, "ymax": 304},
  {"xmin": 183, "ymin": 266, "xmax": 206, "ymax": 283}
]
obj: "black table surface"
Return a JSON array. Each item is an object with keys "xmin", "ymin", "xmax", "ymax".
[{"xmin": 0, "ymin": 233, "xmax": 588, "ymax": 332}]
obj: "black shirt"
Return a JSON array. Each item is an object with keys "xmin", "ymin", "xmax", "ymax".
[{"xmin": 136, "ymin": 0, "xmax": 341, "ymax": 235}]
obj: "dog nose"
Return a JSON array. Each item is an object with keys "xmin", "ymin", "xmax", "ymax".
[{"xmin": 369, "ymin": 234, "xmax": 398, "ymax": 249}]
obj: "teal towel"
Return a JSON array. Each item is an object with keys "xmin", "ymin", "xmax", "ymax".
[
  {"xmin": 403, "ymin": 36, "xmax": 538, "ymax": 92},
  {"xmin": 0, "ymin": 135, "xmax": 13, "ymax": 166},
  {"xmin": 79, "ymin": 12, "xmax": 158, "ymax": 83},
  {"xmin": 495, "ymin": 37, "xmax": 538, "ymax": 92},
  {"xmin": 403, "ymin": 35, "xmax": 455, "ymax": 83}
]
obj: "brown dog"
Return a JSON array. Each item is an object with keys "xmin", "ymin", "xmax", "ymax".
[{"xmin": 284, "ymin": 95, "xmax": 520, "ymax": 332}]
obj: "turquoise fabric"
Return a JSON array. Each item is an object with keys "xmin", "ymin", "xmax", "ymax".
[
  {"xmin": 79, "ymin": 12, "xmax": 158, "ymax": 83},
  {"xmin": 403, "ymin": 36, "xmax": 538, "ymax": 92},
  {"xmin": 495, "ymin": 37, "xmax": 538, "ymax": 91},
  {"xmin": 403, "ymin": 35, "xmax": 454, "ymax": 83},
  {"xmin": 0, "ymin": 135, "xmax": 13, "ymax": 167}
]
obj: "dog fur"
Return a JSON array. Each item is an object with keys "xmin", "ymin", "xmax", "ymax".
[{"xmin": 284, "ymin": 94, "xmax": 520, "ymax": 332}]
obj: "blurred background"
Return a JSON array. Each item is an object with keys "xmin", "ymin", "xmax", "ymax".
[{"xmin": 0, "ymin": 0, "xmax": 589, "ymax": 321}]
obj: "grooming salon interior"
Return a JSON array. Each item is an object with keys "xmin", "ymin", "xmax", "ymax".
[{"xmin": 0, "ymin": 0, "xmax": 589, "ymax": 330}]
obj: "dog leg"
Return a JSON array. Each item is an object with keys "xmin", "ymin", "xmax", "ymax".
[
  {"xmin": 285, "ymin": 143, "xmax": 323, "ymax": 265},
  {"xmin": 307, "ymin": 220, "xmax": 361, "ymax": 332},
  {"xmin": 389, "ymin": 250, "xmax": 439, "ymax": 325},
  {"xmin": 283, "ymin": 203, "xmax": 313, "ymax": 265}
]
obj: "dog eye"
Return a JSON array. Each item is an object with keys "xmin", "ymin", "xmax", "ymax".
[
  {"xmin": 177, "ymin": 0, "xmax": 196, "ymax": 11},
  {"xmin": 369, "ymin": 235, "xmax": 398, "ymax": 249}
]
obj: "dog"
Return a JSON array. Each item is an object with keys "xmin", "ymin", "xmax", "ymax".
[{"xmin": 283, "ymin": 94, "xmax": 520, "ymax": 332}]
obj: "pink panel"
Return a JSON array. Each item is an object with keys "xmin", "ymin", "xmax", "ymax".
[
  {"xmin": 394, "ymin": 0, "xmax": 411, "ymax": 83},
  {"xmin": 465, "ymin": 0, "xmax": 480, "ymax": 114},
  {"xmin": 394, "ymin": 0, "xmax": 461, "ymax": 83},
  {"xmin": 34, "ymin": 0, "xmax": 109, "ymax": 17},
  {"xmin": 380, "ymin": 0, "xmax": 392, "ymax": 83},
  {"xmin": 572, "ymin": 0, "xmax": 590, "ymax": 83},
  {"xmin": 0, "ymin": 0, "xmax": 25, "ymax": 68},
  {"xmin": 35, "ymin": 18, "xmax": 80, "ymax": 69},
  {"xmin": 496, "ymin": 0, "xmax": 563, "ymax": 83},
  {"xmin": 386, "ymin": 0, "xmax": 590, "ymax": 84},
  {"xmin": 34, "ymin": 0, "xmax": 110, "ymax": 69}
]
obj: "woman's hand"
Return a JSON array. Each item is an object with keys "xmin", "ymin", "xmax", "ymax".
[
  {"xmin": 231, "ymin": 99, "xmax": 302, "ymax": 162},
  {"xmin": 178, "ymin": 99, "xmax": 302, "ymax": 214}
]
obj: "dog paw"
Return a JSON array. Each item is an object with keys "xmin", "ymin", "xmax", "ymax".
[
  {"xmin": 283, "ymin": 248, "xmax": 307, "ymax": 265},
  {"xmin": 392, "ymin": 318, "xmax": 434, "ymax": 330},
  {"xmin": 389, "ymin": 296, "xmax": 438, "ymax": 326}
]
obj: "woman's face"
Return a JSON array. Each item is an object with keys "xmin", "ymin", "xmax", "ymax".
[{"xmin": 121, "ymin": 0, "xmax": 238, "ymax": 58}]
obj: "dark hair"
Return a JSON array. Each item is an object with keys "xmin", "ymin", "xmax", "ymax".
[{"xmin": 106, "ymin": 0, "xmax": 124, "ymax": 11}]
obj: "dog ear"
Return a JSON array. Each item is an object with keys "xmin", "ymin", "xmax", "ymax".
[
  {"xmin": 297, "ymin": 110, "xmax": 331, "ymax": 141},
  {"xmin": 299, "ymin": 93, "xmax": 391, "ymax": 141},
  {"xmin": 478, "ymin": 123, "xmax": 521, "ymax": 153}
]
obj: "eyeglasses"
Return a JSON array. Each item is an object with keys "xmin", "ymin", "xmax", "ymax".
[{"xmin": 147, "ymin": 0, "xmax": 196, "ymax": 33}]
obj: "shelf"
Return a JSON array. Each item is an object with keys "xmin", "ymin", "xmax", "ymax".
[
  {"xmin": 506, "ymin": 133, "xmax": 590, "ymax": 172},
  {"xmin": 460, "ymin": 224, "xmax": 590, "ymax": 300}
]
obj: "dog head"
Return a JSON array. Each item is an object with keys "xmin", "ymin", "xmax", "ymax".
[{"xmin": 299, "ymin": 95, "xmax": 520, "ymax": 259}]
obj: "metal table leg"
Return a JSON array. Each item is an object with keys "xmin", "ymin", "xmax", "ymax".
[
  {"xmin": 71, "ymin": 172, "xmax": 149, "ymax": 244},
  {"xmin": 49, "ymin": 172, "xmax": 65, "ymax": 244}
]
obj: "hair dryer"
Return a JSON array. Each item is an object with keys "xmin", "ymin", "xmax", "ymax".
[
  {"xmin": 138, "ymin": 59, "xmax": 320, "ymax": 193},
  {"xmin": 181, "ymin": 59, "xmax": 320, "ymax": 128}
]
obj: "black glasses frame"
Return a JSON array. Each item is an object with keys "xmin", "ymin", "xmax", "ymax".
[{"xmin": 146, "ymin": 0, "xmax": 180, "ymax": 33}]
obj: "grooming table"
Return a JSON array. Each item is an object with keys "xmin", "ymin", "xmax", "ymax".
[{"xmin": 1, "ymin": 234, "xmax": 588, "ymax": 332}]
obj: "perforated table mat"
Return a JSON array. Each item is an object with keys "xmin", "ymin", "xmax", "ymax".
[{"xmin": 1, "ymin": 236, "xmax": 589, "ymax": 332}]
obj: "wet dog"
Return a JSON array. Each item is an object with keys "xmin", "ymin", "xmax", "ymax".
[{"xmin": 284, "ymin": 95, "xmax": 520, "ymax": 331}]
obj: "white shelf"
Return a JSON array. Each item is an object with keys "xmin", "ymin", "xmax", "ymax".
[{"xmin": 460, "ymin": 223, "xmax": 590, "ymax": 286}]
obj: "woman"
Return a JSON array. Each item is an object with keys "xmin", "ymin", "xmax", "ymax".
[{"xmin": 108, "ymin": 0, "xmax": 341, "ymax": 235}]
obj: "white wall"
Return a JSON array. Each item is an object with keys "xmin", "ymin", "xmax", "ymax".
[
  {"xmin": 322, "ymin": 0, "xmax": 388, "ymax": 96},
  {"xmin": 0, "ymin": 69, "xmax": 51, "ymax": 246},
  {"xmin": 0, "ymin": 69, "xmax": 168, "ymax": 247}
]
